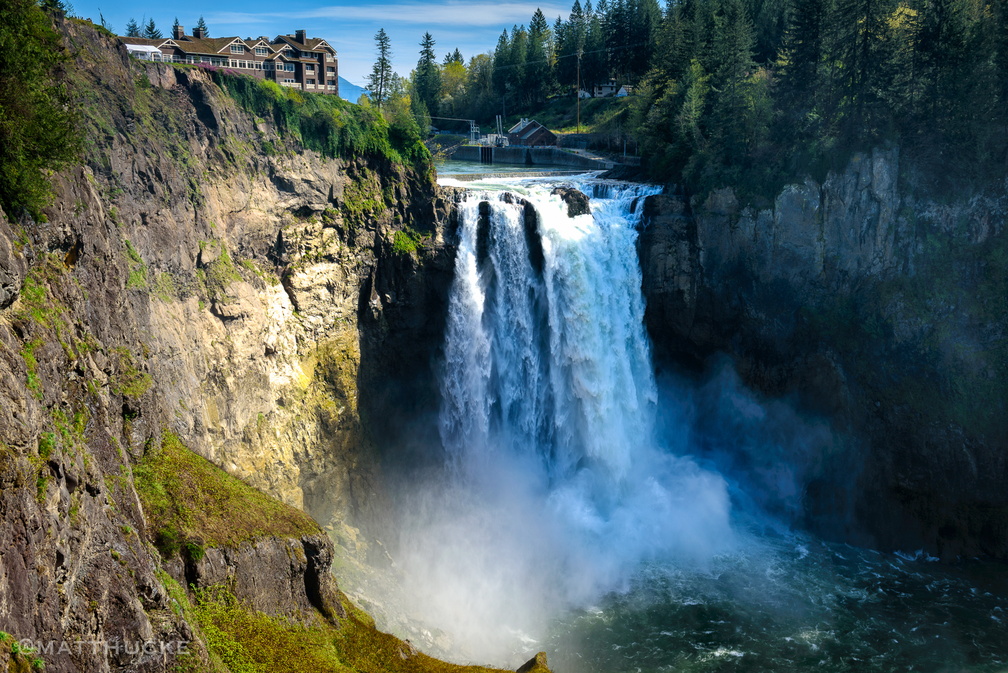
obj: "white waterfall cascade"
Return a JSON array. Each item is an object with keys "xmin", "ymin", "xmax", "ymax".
[{"xmin": 397, "ymin": 178, "xmax": 734, "ymax": 664}]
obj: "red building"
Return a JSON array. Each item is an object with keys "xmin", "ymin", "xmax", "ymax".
[{"xmin": 507, "ymin": 119, "xmax": 558, "ymax": 147}]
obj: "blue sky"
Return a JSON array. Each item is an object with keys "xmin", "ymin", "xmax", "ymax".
[{"xmin": 75, "ymin": 0, "xmax": 570, "ymax": 85}]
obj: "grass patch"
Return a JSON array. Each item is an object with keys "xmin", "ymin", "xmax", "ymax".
[
  {"xmin": 124, "ymin": 239, "xmax": 147, "ymax": 290},
  {"xmin": 110, "ymin": 347, "xmax": 152, "ymax": 399},
  {"xmin": 206, "ymin": 71, "xmax": 430, "ymax": 170},
  {"xmin": 392, "ymin": 229, "xmax": 421, "ymax": 257},
  {"xmin": 187, "ymin": 584, "xmax": 513, "ymax": 673},
  {"xmin": 152, "ymin": 271, "xmax": 178, "ymax": 302},
  {"xmin": 199, "ymin": 241, "xmax": 242, "ymax": 303},
  {"xmin": 20, "ymin": 338, "xmax": 44, "ymax": 399},
  {"xmin": 133, "ymin": 432, "xmax": 319, "ymax": 557},
  {"xmin": 15, "ymin": 261, "xmax": 67, "ymax": 331}
]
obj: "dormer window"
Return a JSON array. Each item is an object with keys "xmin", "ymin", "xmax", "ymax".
[
  {"xmin": 230, "ymin": 44, "xmax": 244, "ymax": 54},
  {"xmin": 255, "ymin": 46, "xmax": 269, "ymax": 55}
]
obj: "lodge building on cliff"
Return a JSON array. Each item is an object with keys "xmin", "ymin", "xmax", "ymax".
[{"xmin": 121, "ymin": 26, "xmax": 338, "ymax": 96}]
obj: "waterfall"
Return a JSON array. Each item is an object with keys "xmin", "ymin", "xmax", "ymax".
[
  {"xmin": 440, "ymin": 182, "xmax": 660, "ymax": 483},
  {"xmin": 396, "ymin": 178, "xmax": 734, "ymax": 663}
]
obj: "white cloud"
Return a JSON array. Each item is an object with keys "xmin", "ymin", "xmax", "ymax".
[{"xmin": 295, "ymin": 1, "xmax": 568, "ymax": 27}]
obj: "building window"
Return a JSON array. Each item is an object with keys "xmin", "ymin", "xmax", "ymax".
[
  {"xmin": 284, "ymin": 64, "xmax": 294, "ymax": 72},
  {"xmin": 326, "ymin": 66, "xmax": 335, "ymax": 73},
  {"xmin": 307, "ymin": 79, "xmax": 315, "ymax": 85},
  {"xmin": 230, "ymin": 44, "xmax": 244, "ymax": 54},
  {"xmin": 327, "ymin": 79, "xmax": 336, "ymax": 86},
  {"xmin": 283, "ymin": 78, "xmax": 296, "ymax": 84},
  {"xmin": 305, "ymin": 64, "xmax": 314, "ymax": 72},
  {"xmin": 255, "ymin": 46, "xmax": 269, "ymax": 55}
]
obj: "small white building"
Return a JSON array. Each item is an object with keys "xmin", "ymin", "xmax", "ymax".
[{"xmin": 123, "ymin": 43, "xmax": 165, "ymax": 61}]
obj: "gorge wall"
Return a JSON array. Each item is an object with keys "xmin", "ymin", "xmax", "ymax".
[
  {"xmin": 639, "ymin": 147, "xmax": 1008, "ymax": 558},
  {"xmin": 0, "ymin": 16, "xmax": 464, "ymax": 672}
]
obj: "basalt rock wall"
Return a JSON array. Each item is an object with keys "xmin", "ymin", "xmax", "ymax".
[
  {"xmin": 640, "ymin": 147, "xmax": 1008, "ymax": 558},
  {"xmin": 0, "ymin": 17, "xmax": 459, "ymax": 670}
]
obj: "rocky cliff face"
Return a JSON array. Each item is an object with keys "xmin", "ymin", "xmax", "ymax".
[
  {"xmin": 0, "ymin": 17, "xmax": 462, "ymax": 671},
  {"xmin": 640, "ymin": 147, "xmax": 1008, "ymax": 558}
]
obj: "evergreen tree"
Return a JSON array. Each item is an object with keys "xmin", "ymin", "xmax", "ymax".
[
  {"xmin": 172, "ymin": 16, "xmax": 180, "ymax": 32},
  {"xmin": 0, "ymin": 0, "xmax": 79, "ymax": 219},
  {"xmin": 833, "ymin": 0, "xmax": 894, "ymax": 142},
  {"xmin": 708, "ymin": 0, "xmax": 757, "ymax": 164},
  {"xmin": 142, "ymin": 18, "xmax": 162, "ymax": 39},
  {"xmin": 367, "ymin": 28, "xmax": 393, "ymax": 108},
  {"xmin": 125, "ymin": 17, "xmax": 140, "ymax": 37},
  {"xmin": 556, "ymin": 0, "xmax": 587, "ymax": 89},
  {"xmin": 415, "ymin": 32, "xmax": 442, "ymax": 117},
  {"xmin": 525, "ymin": 9, "xmax": 552, "ymax": 104},
  {"xmin": 195, "ymin": 15, "xmax": 209, "ymax": 37},
  {"xmin": 582, "ymin": 2, "xmax": 607, "ymax": 89},
  {"xmin": 509, "ymin": 25, "xmax": 529, "ymax": 103},
  {"xmin": 492, "ymin": 30, "xmax": 511, "ymax": 99}
]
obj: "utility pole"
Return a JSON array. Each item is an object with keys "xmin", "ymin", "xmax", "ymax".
[{"xmin": 576, "ymin": 49, "xmax": 583, "ymax": 135}]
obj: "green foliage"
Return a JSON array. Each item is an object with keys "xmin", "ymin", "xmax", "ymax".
[
  {"xmin": 21, "ymin": 339, "xmax": 44, "ymax": 399},
  {"xmin": 133, "ymin": 431, "xmax": 319, "ymax": 557},
  {"xmin": 152, "ymin": 271, "xmax": 178, "ymax": 301},
  {"xmin": 414, "ymin": 33, "xmax": 441, "ymax": 117},
  {"xmin": 391, "ymin": 229, "xmax": 424, "ymax": 257},
  {"xmin": 187, "ymin": 583, "xmax": 511, "ymax": 673},
  {"xmin": 15, "ymin": 262, "xmax": 67, "ymax": 332},
  {"xmin": 0, "ymin": 0, "xmax": 80, "ymax": 220},
  {"xmin": 110, "ymin": 347, "xmax": 152, "ymax": 398},
  {"xmin": 368, "ymin": 28, "xmax": 393, "ymax": 108},
  {"xmin": 199, "ymin": 242, "xmax": 241, "ymax": 303},
  {"xmin": 208, "ymin": 71, "xmax": 430, "ymax": 170},
  {"xmin": 37, "ymin": 432, "xmax": 57, "ymax": 460},
  {"xmin": 123, "ymin": 239, "xmax": 147, "ymax": 290}
]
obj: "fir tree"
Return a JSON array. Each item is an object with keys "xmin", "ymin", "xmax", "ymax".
[
  {"xmin": 125, "ymin": 17, "xmax": 140, "ymax": 37},
  {"xmin": 415, "ymin": 32, "xmax": 441, "ymax": 117},
  {"xmin": 142, "ymin": 18, "xmax": 161, "ymax": 39},
  {"xmin": 367, "ymin": 28, "xmax": 393, "ymax": 108}
]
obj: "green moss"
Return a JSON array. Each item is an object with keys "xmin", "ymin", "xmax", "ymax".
[
  {"xmin": 16, "ymin": 264, "xmax": 67, "ymax": 331},
  {"xmin": 37, "ymin": 432, "xmax": 56, "ymax": 460},
  {"xmin": 185, "ymin": 584, "xmax": 511, "ymax": 673},
  {"xmin": 110, "ymin": 347, "xmax": 152, "ymax": 399},
  {"xmin": 152, "ymin": 271, "xmax": 178, "ymax": 302},
  {"xmin": 199, "ymin": 242, "xmax": 242, "ymax": 303},
  {"xmin": 20, "ymin": 338, "xmax": 44, "ymax": 399},
  {"xmin": 392, "ymin": 229, "xmax": 423, "ymax": 257},
  {"xmin": 205, "ymin": 70, "xmax": 430, "ymax": 170},
  {"xmin": 124, "ymin": 239, "xmax": 148, "ymax": 290},
  {"xmin": 133, "ymin": 432, "xmax": 318, "ymax": 556}
]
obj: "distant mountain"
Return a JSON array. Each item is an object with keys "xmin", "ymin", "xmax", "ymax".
[{"xmin": 338, "ymin": 77, "xmax": 368, "ymax": 103}]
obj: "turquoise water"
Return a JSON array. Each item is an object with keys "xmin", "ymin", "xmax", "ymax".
[
  {"xmin": 434, "ymin": 159, "xmax": 587, "ymax": 178},
  {"xmin": 542, "ymin": 529, "xmax": 1008, "ymax": 672}
]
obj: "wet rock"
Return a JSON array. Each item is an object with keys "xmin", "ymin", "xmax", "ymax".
[
  {"xmin": 551, "ymin": 187, "xmax": 590, "ymax": 217},
  {"xmin": 517, "ymin": 651, "xmax": 552, "ymax": 673}
]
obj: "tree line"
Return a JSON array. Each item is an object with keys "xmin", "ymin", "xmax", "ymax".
[{"xmin": 369, "ymin": 0, "xmax": 1008, "ymax": 194}]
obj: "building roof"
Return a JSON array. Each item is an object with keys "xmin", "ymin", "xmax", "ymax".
[
  {"xmin": 508, "ymin": 119, "xmax": 554, "ymax": 141},
  {"xmin": 119, "ymin": 31, "xmax": 336, "ymax": 59},
  {"xmin": 119, "ymin": 36, "xmax": 172, "ymax": 47},
  {"xmin": 122, "ymin": 42, "xmax": 162, "ymax": 54},
  {"xmin": 179, "ymin": 36, "xmax": 248, "ymax": 54},
  {"xmin": 273, "ymin": 34, "xmax": 336, "ymax": 54}
]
